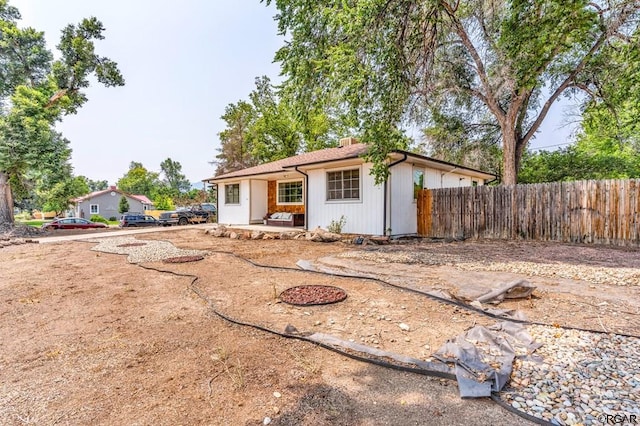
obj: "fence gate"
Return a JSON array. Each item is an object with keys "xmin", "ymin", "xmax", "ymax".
[{"xmin": 417, "ymin": 189, "xmax": 432, "ymax": 236}]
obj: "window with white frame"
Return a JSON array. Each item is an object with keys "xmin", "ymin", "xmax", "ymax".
[
  {"xmin": 327, "ymin": 168, "xmax": 360, "ymax": 201},
  {"xmin": 225, "ymin": 183, "xmax": 240, "ymax": 204},
  {"xmin": 277, "ymin": 180, "xmax": 303, "ymax": 204},
  {"xmin": 90, "ymin": 204, "xmax": 99, "ymax": 214}
]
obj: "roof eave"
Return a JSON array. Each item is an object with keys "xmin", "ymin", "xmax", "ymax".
[
  {"xmin": 391, "ymin": 150, "xmax": 496, "ymax": 180},
  {"xmin": 206, "ymin": 169, "xmax": 300, "ymax": 183}
]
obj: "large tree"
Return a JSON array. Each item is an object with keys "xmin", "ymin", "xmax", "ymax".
[
  {"xmin": 249, "ymin": 76, "xmax": 300, "ymax": 163},
  {"xmin": 116, "ymin": 162, "xmax": 160, "ymax": 197},
  {"xmin": 0, "ymin": 0, "xmax": 124, "ymax": 226},
  {"xmin": 160, "ymin": 158, "xmax": 191, "ymax": 194},
  {"xmin": 269, "ymin": 0, "xmax": 640, "ymax": 184},
  {"xmin": 215, "ymin": 76, "xmax": 347, "ymax": 175},
  {"xmin": 419, "ymin": 110, "xmax": 502, "ymax": 175},
  {"xmin": 574, "ymin": 29, "xmax": 640, "ymax": 157},
  {"xmin": 39, "ymin": 175, "xmax": 89, "ymax": 217},
  {"xmin": 215, "ymin": 100, "xmax": 258, "ymax": 175},
  {"xmin": 520, "ymin": 30, "xmax": 640, "ymax": 184},
  {"xmin": 81, "ymin": 177, "xmax": 108, "ymax": 192}
]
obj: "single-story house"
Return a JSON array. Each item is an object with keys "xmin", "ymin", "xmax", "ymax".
[
  {"xmin": 72, "ymin": 186, "xmax": 154, "ymax": 220},
  {"xmin": 203, "ymin": 138, "xmax": 495, "ymax": 236}
]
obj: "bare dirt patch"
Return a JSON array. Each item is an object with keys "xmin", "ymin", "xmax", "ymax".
[{"xmin": 1, "ymin": 228, "xmax": 639, "ymax": 425}]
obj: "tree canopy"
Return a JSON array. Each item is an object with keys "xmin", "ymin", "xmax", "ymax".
[
  {"xmin": 116, "ymin": 162, "xmax": 160, "ymax": 197},
  {"xmin": 0, "ymin": 0, "xmax": 124, "ymax": 226},
  {"xmin": 39, "ymin": 175, "xmax": 89, "ymax": 217},
  {"xmin": 269, "ymin": 0, "xmax": 640, "ymax": 184},
  {"xmin": 519, "ymin": 30, "xmax": 640, "ymax": 184},
  {"xmin": 160, "ymin": 158, "xmax": 191, "ymax": 194},
  {"xmin": 214, "ymin": 76, "xmax": 345, "ymax": 175}
]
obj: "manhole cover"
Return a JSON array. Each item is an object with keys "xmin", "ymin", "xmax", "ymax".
[
  {"xmin": 279, "ymin": 285, "xmax": 347, "ymax": 306},
  {"xmin": 163, "ymin": 255, "xmax": 205, "ymax": 263},
  {"xmin": 117, "ymin": 242, "xmax": 147, "ymax": 247}
]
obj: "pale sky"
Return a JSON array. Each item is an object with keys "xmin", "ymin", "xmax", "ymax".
[
  {"xmin": 13, "ymin": 1, "xmax": 575, "ymax": 186},
  {"xmin": 14, "ymin": 0, "xmax": 284, "ymax": 186}
]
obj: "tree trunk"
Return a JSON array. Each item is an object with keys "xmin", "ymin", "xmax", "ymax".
[
  {"xmin": 0, "ymin": 171, "xmax": 15, "ymax": 227},
  {"xmin": 501, "ymin": 129, "xmax": 518, "ymax": 185}
]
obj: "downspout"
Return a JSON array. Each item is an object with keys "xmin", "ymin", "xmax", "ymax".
[
  {"xmin": 383, "ymin": 153, "xmax": 408, "ymax": 236},
  {"xmin": 211, "ymin": 182, "xmax": 219, "ymax": 223},
  {"xmin": 248, "ymin": 179, "xmax": 252, "ymax": 224},
  {"xmin": 294, "ymin": 166, "xmax": 309, "ymax": 230}
]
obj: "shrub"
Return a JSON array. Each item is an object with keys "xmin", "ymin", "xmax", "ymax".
[
  {"xmin": 14, "ymin": 211, "xmax": 32, "ymax": 221},
  {"xmin": 90, "ymin": 214, "xmax": 108, "ymax": 224},
  {"xmin": 109, "ymin": 216, "xmax": 117, "ymax": 221},
  {"xmin": 327, "ymin": 215, "xmax": 347, "ymax": 234},
  {"xmin": 118, "ymin": 196, "xmax": 130, "ymax": 214}
]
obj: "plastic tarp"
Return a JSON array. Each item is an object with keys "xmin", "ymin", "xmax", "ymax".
[{"xmin": 433, "ymin": 322, "xmax": 542, "ymax": 398}]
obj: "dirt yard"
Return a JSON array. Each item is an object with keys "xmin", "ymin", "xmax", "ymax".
[{"xmin": 1, "ymin": 227, "xmax": 639, "ymax": 425}]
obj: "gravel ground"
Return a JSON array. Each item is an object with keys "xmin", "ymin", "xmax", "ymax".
[
  {"xmin": 89, "ymin": 236, "xmax": 209, "ymax": 263},
  {"xmin": 87, "ymin": 236, "xmax": 640, "ymax": 426},
  {"xmin": 336, "ymin": 248, "xmax": 640, "ymax": 287},
  {"xmin": 503, "ymin": 325, "xmax": 640, "ymax": 425}
]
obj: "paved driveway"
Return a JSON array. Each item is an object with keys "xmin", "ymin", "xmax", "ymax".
[{"xmin": 33, "ymin": 223, "xmax": 213, "ymax": 244}]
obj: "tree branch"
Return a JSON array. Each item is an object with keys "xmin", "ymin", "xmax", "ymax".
[
  {"xmin": 439, "ymin": 1, "xmax": 505, "ymax": 121},
  {"xmin": 521, "ymin": 3, "xmax": 638, "ymax": 147}
]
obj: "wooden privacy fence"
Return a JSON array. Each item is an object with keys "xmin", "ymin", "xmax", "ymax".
[{"xmin": 417, "ymin": 179, "xmax": 640, "ymax": 246}]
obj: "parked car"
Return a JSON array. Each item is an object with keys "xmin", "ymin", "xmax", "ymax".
[
  {"xmin": 199, "ymin": 203, "xmax": 217, "ymax": 214},
  {"xmin": 158, "ymin": 205, "xmax": 212, "ymax": 226},
  {"xmin": 42, "ymin": 218, "xmax": 108, "ymax": 230},
  {"xmin": 119, "ymin": 213, "xmax": 159, "ymax": 227}
]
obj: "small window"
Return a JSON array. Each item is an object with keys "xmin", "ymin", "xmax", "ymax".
[
  {"xmin": 413, "ymin": 168, "xmax": 425, "ymax": 200},
  {"xmin": 90, "ymin": 204, "xmax": 99, "ymax": 214},
  {"xmin": 472, "ymin": 180, "xmax": 478, "ymax": 187},
  {"xmin": 225, "ymin": 183, "xmax": 240, "ymax": 204},
  {"xmin": 278, "ymin": 180, "xmax": 303, "ymax": 204},
  {"xmin": 327, "ymin": 169, "xmax": 360, "ymax": 201}
]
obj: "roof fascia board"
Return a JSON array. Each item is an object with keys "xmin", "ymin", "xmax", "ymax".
[
  {"xmin": 285, "ymin": 157, "xmax": 364, "ymax": 172},
  {"xmin": 208, "ymin": 170, "xmax": 306, "ymax": 183},
  {"xmin": 392, "ymin": 150, "xmax": 496, "ymax": 179}
]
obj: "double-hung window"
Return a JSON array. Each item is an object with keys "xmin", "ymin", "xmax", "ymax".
[
  {"xmin": 90, "ymin": 204, "xmax": 99, "ymax": 214},
  {"xmin": 327, "ymin": 169, "xmax": 360, "ymax": 201}
]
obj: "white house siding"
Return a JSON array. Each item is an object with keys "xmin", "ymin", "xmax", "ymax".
[
  {"xmin": 250, "ymin": 180, "xmax": 268, "ymax": 223},
  {"xmin": 389, "ymin": 162, "xmax": 418, "ymax": 235},
  {"xmin": 76, "ymin": 192, "xmax": 144, "ymax": 220},
  {"xmin": 439, "ymin": 170, "xmax": 484, "ymax": 188},
  {"xmin": 307, "ymin": 163, "xmax": 384, "ymax": 235},
  {"xmin": 424, "ymin": 168, "xmax": 485, "ymax": 189},
  {"xmin": 218, "ymin": 181, "xmax": 251, "ymax": 225},
  {"xmin": 389, "ymin": 163, "xmax": 487, "ymax": 236}
]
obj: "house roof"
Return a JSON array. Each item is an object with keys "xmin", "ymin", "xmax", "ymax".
[
  {"xmin": 207, "ymin": 143, "xmax": 369, "ymax": 181},
  {"xmin": 205, "ymin": 142, "xmax": 495, "ymax": 182},
  {"xmin": 130, "ymin": 194, "xmax": 153, "ymax": 205},
  {"xmin": 73, "ymin": 188, "xmax": 153, "ymax": 205}
]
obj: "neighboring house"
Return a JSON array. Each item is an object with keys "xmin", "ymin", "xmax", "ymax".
[
  {"xmin": 204, "ymin": 138, "xmax": 495, "ymax": 236},
  {"xmin": 72, "ymin": 186, "xmax": 154, "ymax": 220}
]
